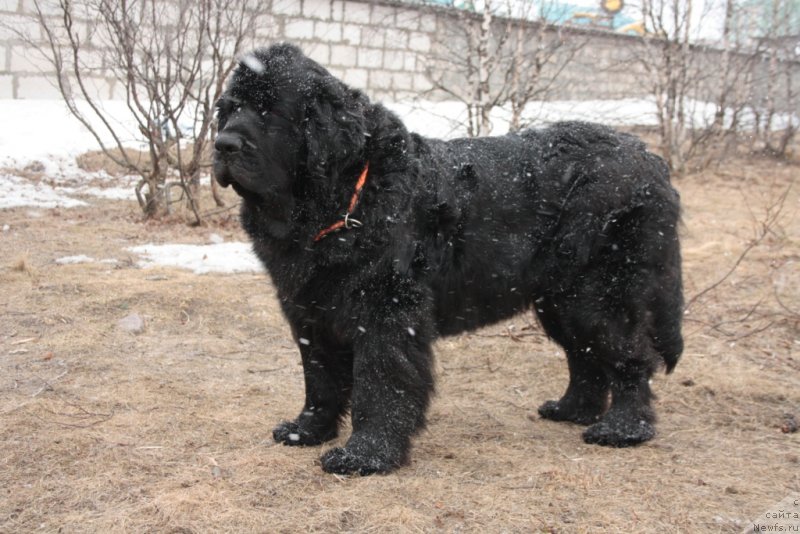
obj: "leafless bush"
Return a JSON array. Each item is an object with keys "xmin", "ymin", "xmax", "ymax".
[
  {"xmin": 748, "ymin": 0, "xmax": 799, "ymax": 158},
  {"xmin": 632, "ymin": 0, "xmax": 798, "ymax": 173},
  {"xmin": 633, "ymin": 0, "xmax": 710, "ymax": 174},
  {"xmin": 28, "ymin": 0, "xmax": 267, "ymax": 221},
  {"xmin": 695, "ymin": 0, "xmax": 799, "ymax": 163},
  {"xmin": 688, "ymin": 0, "xmax": 758, "ymax": 167},
  {"xmin": 685, "ymin": 174, "xmax": 798, "ymax": 341},
  {"xmin": 424, "ymin": 0, "xmax": 585, "ymax": 137}
]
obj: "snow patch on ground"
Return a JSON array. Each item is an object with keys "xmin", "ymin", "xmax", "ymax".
[
  {"xmin": 386, "ymin": 99, "xmax": 659, "ymax": 139},
  {"xmin": 0, "ymin": 172, "xmax": 137, "ymax": 208},
  {"xmin": 54, "ymin": 255, "xmax": 119, "ymax": 265},
  {"xmin": 55, "ymin": 255, "xmax": 96, "ymax": 265},
  {"xmin": 0, "ymin": 99, "xmax": 145, "ymax": 207},
  {"xmin": 3, "ymin": 97, "xmax": 795, "ymax": 205},
  {"xmin": 128, "ymin": 242, "xmax": 262, "ymax": 274},
  {"xmin": 0, "ymin": 173, "xmax": 89, "ymax": 209},
  {"xmin": 70, "ymin": 184, "xmax": 137, "ymax": 201},
  {"xmin": 0, "ymin": 99, "xmax": 145, "ymax": 172},
  {"xmin": 2, "ymin": 97, "xmax": 796, "ymax": 279},
  {"xmin": 387, "ymin": 97, "xmax": 797, "ymax": 140}
]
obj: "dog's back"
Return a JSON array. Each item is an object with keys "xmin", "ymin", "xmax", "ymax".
[{"xmin": 417, "ymin": 122, "xmax": 683, "ymax": 377}]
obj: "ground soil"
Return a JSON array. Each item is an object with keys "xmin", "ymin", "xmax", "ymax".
[{"xmin": 1, "ymin": 154, "xmax": 798, "ymax": 533}]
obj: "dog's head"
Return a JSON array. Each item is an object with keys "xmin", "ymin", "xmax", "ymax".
[{"xmin": 214, "ymin": 44, "xmax": 369, "ymax": 211}]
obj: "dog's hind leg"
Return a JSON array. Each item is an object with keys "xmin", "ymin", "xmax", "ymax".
[
  {"xmin": 534, "ymin": 278, "xmax": 662, "ymax": 446},
  {"xmin": 582, "ymin": 353, "xmax": 657, "ymax": 447},
  {"xmin": 578, "ymin": 187, "xmax": 682, "ymax": 446},
  {"xmin": 580, "ymin": 276, "xmax": 681, "ymax": 446},
  {"xmin": 556, "ymin": 290, "xmax": 661, "ymax": 447},
  {"xmin": 535, "ymin": 298, "xmax": 609, "ymax": 425}
]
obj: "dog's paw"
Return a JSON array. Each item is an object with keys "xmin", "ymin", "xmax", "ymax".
[
  {"xmin": 319, "ymin": 446, "xmax": 396, "ymax": 476},
  {"xmin": 582, "ymin": 417, "xmax": 655, "ymax": 447},
  {"xmin": 537, "ymin": 399, "xmax": 604, "ymax": 426},
  {"xmin": 272, "ymin": 420, "xmax": 336, "ymax": 446}
]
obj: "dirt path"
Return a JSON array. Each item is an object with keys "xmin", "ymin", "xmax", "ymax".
[{"xmin": 1, "ymin": 157, "xmax": 798, "ymax": 532}]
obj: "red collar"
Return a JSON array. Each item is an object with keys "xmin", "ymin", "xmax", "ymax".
[{"xmin": 313, "ymin": 163, "xmax": 370, "ymax": 242}]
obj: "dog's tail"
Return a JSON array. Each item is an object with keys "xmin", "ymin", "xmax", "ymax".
[
  {"xmin": 613, "ymin": 200, "xmax": 684, "ymax": 374},
  {"xmin": 650, "ymin": 255, "xmax": 684, "ymax": 374},
  {"xmin": 641, "ymin": 156, "xmax": 684, "ymax": 374},
  {"xmin": 605, "ymin": 153, "xmax": 683, "ymax": 374}
]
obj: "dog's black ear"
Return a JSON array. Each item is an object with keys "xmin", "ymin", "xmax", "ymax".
[{"xmin": 302, "ymin": 75, "xmax": 368, "ymax": 182}]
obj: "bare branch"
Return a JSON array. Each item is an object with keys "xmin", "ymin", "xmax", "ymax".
[
  {"xmin": 425, "ymin": 1, "xmax": 585, "ymax": 137},
  {"xmin": 28, "ymin": 0, "xmax": 268, "ymax": 220},
  {"xmin": 685, "ymin": 177, "xmax": 794, "ymax": 311}
]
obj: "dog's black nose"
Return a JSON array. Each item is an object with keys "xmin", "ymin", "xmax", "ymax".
[{"xmin": 215, "ymin": 132, "xmax": 244, "ymax": 153}]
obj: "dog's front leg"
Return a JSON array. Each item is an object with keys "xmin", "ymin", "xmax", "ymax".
[
  {"xmin": 320, "ymin": 285, "xmax": 435, "ymax": 475},
  {"xmin": 273, "ymin": 324, "xmax": 351, "ymax": 446}
]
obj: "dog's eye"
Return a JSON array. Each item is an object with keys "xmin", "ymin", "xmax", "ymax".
[
  {"xmin": 215, "ymin": 97, "xmax": 243, "ymax": 116},
  {"xmin": 215, "ymin": 109, "xmax": 227, "ymax": 128}
]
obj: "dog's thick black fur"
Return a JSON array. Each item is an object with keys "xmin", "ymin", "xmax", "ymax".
[{"xmin": 213, "ymin": 44, "xmax": 683, "ymax": 475}]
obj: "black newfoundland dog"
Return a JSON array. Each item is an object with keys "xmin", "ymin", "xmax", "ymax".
[{"xmin": 213, "ymin": 44, "xmax": 683, "ymax": 475}]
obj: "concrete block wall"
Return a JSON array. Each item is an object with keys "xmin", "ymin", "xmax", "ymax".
[
  {"xmin": 270, "ymin": 0, "xmax": 438, "ymax": 100},
  {"xmin": 0, "ymin": 0, "xmax": 126, "ymax": 99},
  {"xmin": 1, "ymin": 0, "xmax": 797, "ymax": 109},
  {"xmin": 0, "ymin": 0, "xmax": 443, "ymax": 101}
]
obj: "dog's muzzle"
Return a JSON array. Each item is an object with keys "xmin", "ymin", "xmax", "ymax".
[{"xmin": 213, "ymin": 132, "xmax": 245, "ymax": 188}]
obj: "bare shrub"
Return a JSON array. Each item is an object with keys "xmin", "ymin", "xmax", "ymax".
[
  {"xmin": 633, "ymin": 0, "xmax": 798, "ymax": 173},
  {"xmin": 25, "ymin": 0, "xmax": 268, "ymax": 221},
  {"xmin": 424, "ymin": 0, "xmax": 585, "ymax": 137}
]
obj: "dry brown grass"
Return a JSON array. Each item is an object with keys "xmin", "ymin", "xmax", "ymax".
[
  {"xmin": 76, "ymin": 148, "xmax": 146, "ymax": 176},
  {"xmin": 10, "ymin": 254, "xmax": 32, "ymax": 275},
  {"xmin": 1, "ymin": 155, "xmax": 798, "ymax": 533},
  {"xmin": 76, "ymin": 144, "xmax": 210, "ymax": 178}
]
